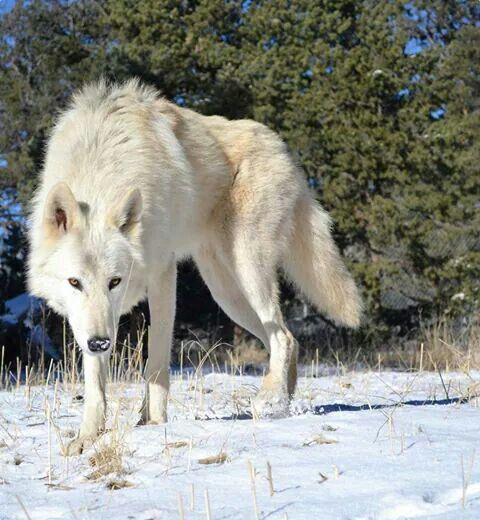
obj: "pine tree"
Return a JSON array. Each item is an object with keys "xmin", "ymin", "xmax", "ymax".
[
  {"xmin": 0, "ymin": 0, "xmax": 478, "ymax": 350},
  {"xmin": 0, "ymin": 0, "xmax": 112, "ymax": 200}
]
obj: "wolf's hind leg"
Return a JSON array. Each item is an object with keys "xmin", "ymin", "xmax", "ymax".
[
  {"xmin": 64, "ymin": 353, "xmax": 108, "ymax": 456},
  {"xmin": 194, "ymin": 247, "xmax": 268, "ymax": 346},
  {"xmin": 230, "ymin": 243, "xmax": 298, "ymax": 416},
  {"xmin": 139, "ymin": 257, "xmax": 177, "ymax": 425}
]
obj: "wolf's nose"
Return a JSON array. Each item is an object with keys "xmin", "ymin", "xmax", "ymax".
[{"xmin": 87, "ymin": 337, "xmax": 111, "ymax": 353}]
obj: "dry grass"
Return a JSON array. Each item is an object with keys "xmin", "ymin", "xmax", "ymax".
[
  {"xmin": 1, "ymin": 311, "xmax": 479, "ymax": 396},
  {"xmin": 230, "ymin": 340, "xmax": 268, "ymax": 367},
  {"xmin": 197, "ymin": 451, "xmax": 229, "ymax": 465},
  {"xmin": 303, "ymin": 434, "xmax": 338, "ymax": 447},
  {"xmin": 87, "ymin": 442, "xmax": 126, "ymax": 480},
  {"xmin": 418, "ymin": 317, "xmax": 480, "ymax": 371},
  {"xmin": 374, "ymin": 316, "xmax": 480, "ymax": 372},
  {"xmin": 166, "ymin": 440, "xmax": 190, "ymax": 449}
]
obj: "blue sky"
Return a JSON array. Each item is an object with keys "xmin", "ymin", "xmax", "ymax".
[{"xmin": 0, "ymin": 0, "xmax": 14, "ymax": 15}]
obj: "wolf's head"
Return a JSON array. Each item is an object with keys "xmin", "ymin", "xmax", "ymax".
[{"xmin": 27, "ymin": 182, "xmax": 146, "ymax": 355}]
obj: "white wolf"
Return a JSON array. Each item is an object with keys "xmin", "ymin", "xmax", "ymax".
[{"xmin": 27, "ymin": 80, "xmax": 362, "ymax": 454}]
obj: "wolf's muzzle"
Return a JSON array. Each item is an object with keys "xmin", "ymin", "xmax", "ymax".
[{"xmin": 87, "ymin": 336, "xmax": 111, "ymax": 353}]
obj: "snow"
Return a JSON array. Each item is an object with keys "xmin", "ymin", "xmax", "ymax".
[
  {"xmin": 3, "ymin": 293, "xmax": 40, "ymax": 322},
  {"xmin": 0, "ymin": 369, "xmax": 479, "ymax": 519},
  {"xmin": 0, "ymin": 293, "xmax": 60, "ymax": 360}
]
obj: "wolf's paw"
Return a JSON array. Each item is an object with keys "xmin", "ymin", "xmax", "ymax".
[
  {"xmin": 135, "ymin": 416, "xmax": 166, "ymax": 427},
  {"xmin": 252, "ymin": 389, "xmax": 290, "ymax": 418},
  {"xmin": 136, "ymin": 403, "xmax": 167, "ymax": 426},
  {"xmin": 62, "ymin": 435, "xmax": 97, "ymax": 456}
]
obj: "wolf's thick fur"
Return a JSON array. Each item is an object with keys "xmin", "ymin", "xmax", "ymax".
[{"xmin": 28, "ymin": 80, "xmax": 362, "ymax": 454}]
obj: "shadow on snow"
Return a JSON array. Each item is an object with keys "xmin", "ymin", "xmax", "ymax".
[{"xmin": 204, "ymin": 395, "xmax": 476, "ymax": 421}]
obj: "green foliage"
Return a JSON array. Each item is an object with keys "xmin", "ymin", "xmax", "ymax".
[
  {"xmin": 0, "ymin": 0, "xmax": 112, "ymax": 199},
  {"xmin": 0, "ymin": 0, "xmax": 478, "ymax": 347}
]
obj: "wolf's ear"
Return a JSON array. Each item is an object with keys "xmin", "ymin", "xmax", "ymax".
[
  {"xmin": 43, "ymin": 183, "xmax": 80, "ymax": 239},
  {"xmin": 109, "ymin": 189, "xmax": 143, "ymax": 237}
]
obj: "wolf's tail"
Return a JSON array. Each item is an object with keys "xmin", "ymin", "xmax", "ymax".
[{"xmin": 282, "ymin": 195, "xmax": 363, "ymax": 328}]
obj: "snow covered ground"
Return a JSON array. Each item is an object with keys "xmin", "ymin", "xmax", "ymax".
[{"xmin": 0, "ymin": 368, "xmax": 479, "ymax": 519}]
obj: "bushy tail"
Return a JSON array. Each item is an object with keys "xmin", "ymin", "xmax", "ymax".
[{"xmin": 283, "ymin": 195, "xmax": 363, "ymax": 328}]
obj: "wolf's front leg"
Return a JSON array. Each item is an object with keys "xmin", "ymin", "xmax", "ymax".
[
  {"xmin": 139, "ymin": 258, "xmax": 177, "ymax": 425},
  {"xmin": 64, "ymin": 353, "xmax": 108, "ymax": 455}
]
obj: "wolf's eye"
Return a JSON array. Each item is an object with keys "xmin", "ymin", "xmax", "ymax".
[
  {"xmin": 109, "ymin": 277, "xmax": 122, "ymax": 290},
  {"xmin": 68, "ymin": 278, "xmax": 82, "ymax": 290}
]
